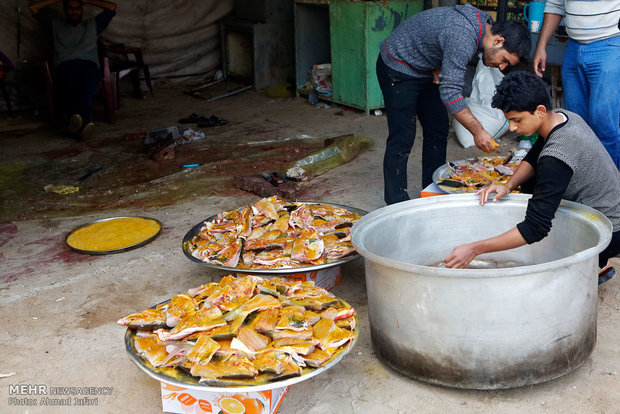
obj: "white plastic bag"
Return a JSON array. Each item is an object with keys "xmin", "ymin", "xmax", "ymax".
[{"xmin": 453, "ymin": 56, "xmax": 510, "ymax": 148}]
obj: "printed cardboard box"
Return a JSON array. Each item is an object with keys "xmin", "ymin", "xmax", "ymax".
[
  {"xmin": 284, "ymin": 265, "xmax": 342, "ymax": 291},
  {"xmin": 160, "ymin": 383, "xmax": 289, "ymax": 414},
  {"xmin": 420, "ymin": 182, "xmax": 447, "ymax": 198}
]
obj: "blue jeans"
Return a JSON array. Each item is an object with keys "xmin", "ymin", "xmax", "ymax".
[
  {"xmin": 376, "ymin": 56, "xmax": 449, "ymax": 205},
  {"xmin": 562, "ymin": 36, "xmax": 620, "ymax": 168},
  {"xmin": 54, "ymin": 59, "xmax": 100, "ymax": 124}
]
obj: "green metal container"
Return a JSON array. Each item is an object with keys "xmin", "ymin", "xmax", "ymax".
[{"xmin": 329, "ymin": 0, "xmax": 424, "ymax": 114}]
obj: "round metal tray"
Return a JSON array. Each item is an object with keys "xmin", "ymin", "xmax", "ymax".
[
  {"xmin": 432, "ymin": 156, "xmax": 520, "ymax": 194},
  {"xmin": 66, "ymin": 216, "xmax": 162, "ymax": 255},
  {"xmin": 182, "ymin": 202, "xmax": 367, "ymax": 274},
  {"xmin": 124, "ymin": 300, "xmax": 359, "ymax": 392}
]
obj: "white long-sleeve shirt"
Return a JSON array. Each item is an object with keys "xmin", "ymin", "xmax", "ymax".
[{"xmin": 545, "ymin": 0, "xmax": 620, "ymax": 43}]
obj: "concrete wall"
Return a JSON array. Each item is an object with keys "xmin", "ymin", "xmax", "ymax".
[{"xmin": 0, "ymin": 0, "xmax": 234, "ymax": 111}]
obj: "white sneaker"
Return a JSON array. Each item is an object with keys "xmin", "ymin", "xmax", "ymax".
[
  {"xmin": 67, "ymin": 114, "xmax": 83, "ymax": 135},
  {"xmin": 80, "ymin": 122, "xmax": 95, "ymax": 139}
]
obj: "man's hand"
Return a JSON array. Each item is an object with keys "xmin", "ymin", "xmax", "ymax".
[
  {"xmin": 453, "ymin": 107, "xmax": 499, "ymax": 153},
  {"xmin": 477, "ymin": 183, "xmax": 511, "ymax": 206},
  {"xmin": 431, "ymin": 68, "xmax": 441, "ymax": 85},
  {"xmin": 532, "ymin": 47, "xmax": 547, "ymax": 77},
  {"xmin": 443, "ymin": 243, "xmax": 479, "ymax": 269},
  {"xmin": 473, "ymin": 129, "xmax": 497, "ymax": 153}
]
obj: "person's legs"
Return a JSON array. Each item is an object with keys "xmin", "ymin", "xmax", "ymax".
[
  {"xmin": 377, "ymin": 56, "xmax": 427, "ymax": 205},
  {"xmin": 582, "ymin": 37, "xmax": 620, "ymax": 168},
  {"xmin": 54, "ymin": 59, "xmax": 99, "ymax": 127},
  {"xmin": 561, "ymin": 40, "xmax": 589, "ymax": 121},
  {"xmin": 417, "ymin": 82, "xmax": 449, "ymax": 187}
]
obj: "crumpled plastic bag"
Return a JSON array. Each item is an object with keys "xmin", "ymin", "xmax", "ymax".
[
  {"xmin": 285, "ymin": 134, "xmax": 373, "ymax": 178},
  {"xmin": 178, "ymin": 128, "xmax": 205, "ymax": 144},
  {"xmin": 453, "ymin": 56, "xmax": 510, "ymax": 148}
]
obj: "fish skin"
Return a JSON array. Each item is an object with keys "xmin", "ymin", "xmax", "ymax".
[
  {"xmin": 288, "ymin": 204, "xmax": 313, "ymax": 229},
  {"xmin": 206, "ymin": 238, "xmax": 242, "ymax": 267},
  {"xmin": 117, "ymin": 308, "xmax": 168, "ymax": 329},
  {"xmin": 166, "ymin": 305, "xmax": 225, "ymax": 341},
  {"xmin": 253, "ymin": 196, "xmax": 279, "ymax": 220},
  {"xmin": 191, "ymin": 356, "xmax": 258, "ymax": 379},
  {"xmin": 275, "ymin": 305, "xmax": 308, "ymax": 331},
  {"xmin": 186, "ymin": 333, "xmax": 221, "ymax": 365},
  {"xmin": 165, "ymin": 294, "xmax": 198, "ymax": 328},
  {"xmin": 291, "ymin": 227, "xmax": 324, "ymax": 263},
  {"xmin": 205, "ymin": 276, "xmax": 258, "ymax": 311}
]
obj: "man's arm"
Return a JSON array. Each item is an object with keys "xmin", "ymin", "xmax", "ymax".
[
  {"xmin": 28, "ymin": 0, "xmax": 62, "ymax": 15},
  {"xmin": 532, "ymin": 13, "xmax": 563, "ymax": 77},
  {"xmin": 83, "ymin": 0, "xmax": 117, "ymax": 11}
]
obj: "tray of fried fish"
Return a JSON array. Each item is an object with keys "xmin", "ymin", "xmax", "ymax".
[
  {"xmin": 119, "ymin": 274, "xmax": 358, "ymax": 392},
  {"xmin": 182, "ymin": 196, "xmax": 367, "ymax": 274},
  {"xmin": 432, "ymin": 153, "xmax": 522, "ymax": 194}
]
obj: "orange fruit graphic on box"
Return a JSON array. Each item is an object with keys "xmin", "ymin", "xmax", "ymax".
[{"xmin": 219, "ymin": 397, "xmax": 245, "ymax": 414}]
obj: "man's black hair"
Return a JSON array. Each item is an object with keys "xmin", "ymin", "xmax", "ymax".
[
  {"xmin": 491, "ymin": 21, "xmax": 532, "ymax": 63},
  {"xmin": 63, "ymin": 0, "xmax": 83, "ymax": 8},
  {"xmin": 492, "ymin": 71, "xmax": 552, "ymax": 113}
]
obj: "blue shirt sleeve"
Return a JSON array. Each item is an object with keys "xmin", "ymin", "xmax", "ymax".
[{"xmin": 516, "ymin": 156, "xmax": 573, "ymax": 244}]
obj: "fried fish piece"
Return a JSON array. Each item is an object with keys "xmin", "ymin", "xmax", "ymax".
[
  {"xmin": 186, "ymin": 333, "xmax": 221, "ymax": 365},
  {"xmin": 117, "ymin": 308, "xmax": 167, "ymax": 329}
]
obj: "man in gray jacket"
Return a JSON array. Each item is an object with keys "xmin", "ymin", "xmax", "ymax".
[{"xmin": 377, "ymin": 4, "xmax": 530, "ymax": 205}]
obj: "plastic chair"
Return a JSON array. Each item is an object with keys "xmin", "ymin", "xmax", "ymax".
[{"xmin": 98, "ymin": 40, "xmax": 153, "ymax": 102}]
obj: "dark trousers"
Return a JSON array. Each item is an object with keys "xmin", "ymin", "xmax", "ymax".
[
  {"xmin": 600, "ymin": 230, "xmax": 620, "ymax": 269},
  {"xmin": 376, "ymin": 56, "xmax": 449, "ymax": 205},
  {"xmin": 54, "ymin": 59, "xmax": 99, "ymax": 124}
]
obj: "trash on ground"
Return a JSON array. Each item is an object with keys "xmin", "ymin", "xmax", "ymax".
[
  {"xmin": 286, "ymin": 166, "xmax": 306, "ymax": 179},
  {"xmin": 43, "ymin": 184, "xmax": 79, "ymax": 194},
  {"xmin": 285, "ymin": 134, "xmax": 374, "ymax": 178},
  {"xmin": 145, "ymin": 126, "xmax": 180, "ymax": 145},
  {"xmin": 124, "ymin": 131, "xmax": 147, "ymax": 141},
  {"xmin": 177, "ymin": 128, "xmax": 205, "ymax": 144},
  {"xmin": 235, "ymin": 174, "xmax": 298, "ymax": 199}
]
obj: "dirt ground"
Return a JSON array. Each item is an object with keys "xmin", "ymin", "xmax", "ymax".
[{"xmin": 0, "ymin": 85, "xmax": 618, "ymax": 414}]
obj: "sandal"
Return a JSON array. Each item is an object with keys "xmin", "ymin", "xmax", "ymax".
[
  {"xmin": 178, "ymin": 113, "xmax": 210, "ymax": 124},
  {"xmin": 197, "ymin": 115, "xmax": 228, "ymax": 128},
  {"xmin": 598, "ymin": 267, "xmax": 615, "ymax": 285}
]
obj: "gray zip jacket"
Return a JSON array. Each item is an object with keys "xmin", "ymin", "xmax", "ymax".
[{"xmin": 379, "ymin": 4, "xmax": 492, "ymax": 114}]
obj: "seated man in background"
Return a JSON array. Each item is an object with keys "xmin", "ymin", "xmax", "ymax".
[
  {"xmin": 444, "ymin": 72, "xmax": 620, "ymax": 284},
  {"xmin": 29, "ymin": 0, "xmax": 117, "ymax": 138}
]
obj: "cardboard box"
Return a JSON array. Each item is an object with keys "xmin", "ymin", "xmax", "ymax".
[
  {"xmin": 284, "ymin": 265, "xmax": 342, "ymax": 291},
  {"xmin": 160, "ymin": 383, "xmax": 289, "ymax": 414},
  {"xmin": 420, "ymin": 182, "xmax": 447, "ymax": 198}
]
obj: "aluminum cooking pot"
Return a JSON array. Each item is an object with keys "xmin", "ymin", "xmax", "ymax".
[{"xmin": 351, "ymin": 194, "xmax": 612, "ymax": 389}]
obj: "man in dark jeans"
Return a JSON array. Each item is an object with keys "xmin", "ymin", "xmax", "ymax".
[
  {"xmin": 377, "ymin": 4, "xmax": 531, "ymax": 205},
  {"xmin": 29, "ymin": 0, "xmax": 117, "ymax": 138}
]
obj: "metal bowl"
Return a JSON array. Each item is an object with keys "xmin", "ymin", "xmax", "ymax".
[
  {"xmin": 124, "ymin": 300, "xmax": 359, "ymax": 392},
  {"xmin": 66, "ymin": 216, "xmax": 162, "ymax": 255},
  {"xmin": 432, "ymin": 155, "xmax": 521, "ymax": 194},
  {"xmin": 182, "ymin": 202, "xmax": 367, "ymax": 274},
  {"xmin": 351, "ymin": 194, "xmax": 612, "ymax": 389}
]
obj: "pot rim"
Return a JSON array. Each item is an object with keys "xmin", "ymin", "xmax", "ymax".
[{"xmin": 351, "ymin": 193, "xmax": 613, "ymax": 278}]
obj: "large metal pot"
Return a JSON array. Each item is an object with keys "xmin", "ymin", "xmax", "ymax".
[{"xmin": 351, "ymin": 194, "xmax": 612, "ymax": 389}]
